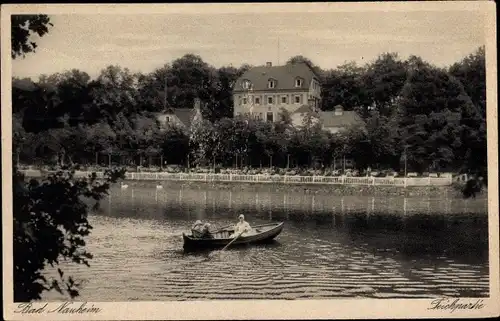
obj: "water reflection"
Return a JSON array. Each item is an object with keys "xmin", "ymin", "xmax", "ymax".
[
  {"xmin": 42, "ymin": 186, "xmax": 488, "ymax": 301},
  {"xmin": 112, "ymin": 186, "xmax": 487, "ymax": 215}
]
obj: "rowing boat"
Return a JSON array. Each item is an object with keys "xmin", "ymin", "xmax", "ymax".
[{"xmin": 182, "ymin": 222, "xmax": 284, "ymax": 250}]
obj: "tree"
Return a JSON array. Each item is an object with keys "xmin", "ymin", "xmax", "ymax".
[
  {"xmin": 397, "ymin": 56, "xmax": 475, "ymax": 173},
  {"xmin": 13, "ymin": 112, "xmax": 36, "ymax": 165},
  {"xmin": 254, "ymin": 121, "xmax": 280, "ymax": 167},
  {"xmin": 83, "ymin": 122, "xmax": 117, "ymax": 163},
  {"xmin": 449, "ymin": 46, "xmax": 486, "ymax": 117},
  {"xmin": 48, "ymin": 70, "xmax": 93, "ymax": 126},
  {"xmin": 364, "ymin": 112, "xmax": 401, "ymax": 169},
  {"xmin": 11, "ymin": 15, "xmax": 53, "ymax": 58},
  {"xmin": 205, "ymin": 65, "xmax": 247, "ymax": 122},
  {"xmin": 169, "ymin": 54, "xmax": 213, "ymax": 110},
  {"xmin": 136, "ymin": 64, "xmax": 173, "ymax": 113},
  {"xmin": 449, "ymin": 47, "xmax": 487, "ymax": 179},
  {"xmin": 91, "ymin": 65, "xmax": 140, "ymax": 122},
  {"xmin": 362, "ymin": 52, "xmax": 408, "ymax": 117},
  {"xmin": 189, "ymin": 119, "xmax": 216, "ymax": 167},
  {"xmin": 322, "ymin": 61, "xmax": 367, "ymax": 112},
  {"xmin": 159, "ymin": 126, "xmax": 190, "ymax": 165},
  {"xmin": 14, "ymin": 169, "xmax": 125, "ymax": 302}
]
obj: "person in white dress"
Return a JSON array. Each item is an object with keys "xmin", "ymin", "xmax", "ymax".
[{"xmin": 230, "ymin": 214, "xmax": 253, "ymax": 238}]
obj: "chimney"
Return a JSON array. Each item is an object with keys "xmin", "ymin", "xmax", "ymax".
[
  {"xmin": 194, "ymin": 97, "xmax": 201, "ymax": 111},
  {"xmin": 266, "ymin": 62, "xmax": 272, "ymax": 67},
  {"xmin": 334, "ymin": 105, "xmax": 344, "ymax": 116}
]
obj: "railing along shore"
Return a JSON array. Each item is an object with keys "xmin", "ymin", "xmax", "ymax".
[{"xmin": 20, "ymin": 170, "xmax": 453, "ymax": 187}]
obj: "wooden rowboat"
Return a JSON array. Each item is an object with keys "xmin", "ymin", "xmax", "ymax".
[{"xmin": 182, "ymin": 222, "xmax": 284, "ymax": 250}]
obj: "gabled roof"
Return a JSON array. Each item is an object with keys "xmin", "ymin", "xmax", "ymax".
[
  {"xmin": 172, "ymin": 108, "xmax": 197, "ymax": 128},
  {"xmin": 319, "ymin": 110, "xmax": 365, "ymax": 129},
  {"xmin": 234, "ymin": 62, "xmax": 319, "ymax": 92},
  {"xmin": 292, "ymin": 104, "xmax": 313, "ymax": 114},
  {"xmin": 154, "ymin": 108, "xmax": 197, "ymax": 128}
]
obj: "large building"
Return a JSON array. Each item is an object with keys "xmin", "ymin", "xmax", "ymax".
[{"xmin": 233, "ymin": 62, "xmax": 322, "ymax": 122}]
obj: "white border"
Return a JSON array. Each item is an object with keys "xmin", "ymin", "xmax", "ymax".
[{"xmin": 2, "ymin": 2, "xmax": 499, "ymax": 320}]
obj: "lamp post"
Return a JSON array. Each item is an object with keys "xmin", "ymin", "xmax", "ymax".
[
  {"xmin": 342, "ymin": 145, "xmax": 347, "ymax": 173},
  {"xmin": 404, "ymin": 145, "xmax": 409, "ymax": 177}
]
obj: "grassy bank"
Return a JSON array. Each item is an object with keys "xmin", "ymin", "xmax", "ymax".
[{"xmin": 117, "ymin": 179, "xmax": 482, "ymax": 199}]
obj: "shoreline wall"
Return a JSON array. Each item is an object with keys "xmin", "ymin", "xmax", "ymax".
[
  {"xmin": 120, "ymin": 179, "xmax": 478, "ymax": 199},
  {"xmin": 19, "ymin": 169, "xmax": 484, "ymax": 199}
]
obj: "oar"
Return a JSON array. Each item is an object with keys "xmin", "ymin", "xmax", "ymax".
[
  {"xmin": 211, "ymin": 224, "xmax": 232, "ymax": 233},
  {"xmin": 221, "ymin": 232, "xmax": 242, "ymax": 251}
]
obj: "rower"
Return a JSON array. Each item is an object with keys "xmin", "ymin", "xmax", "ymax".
[{"xmin": 230, "ymin": 214, "xmax": 252, "ymax": 238}]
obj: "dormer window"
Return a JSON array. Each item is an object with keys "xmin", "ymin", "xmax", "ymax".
[
  {"xmin": 242, "ymin": 80, "xmax": 252, "ymax": 90},
  {"xmin": 295, "ymin": 78, "xmax": 303, "ymax": 87},
  {"xmin": 268, "ymin": 79, "xmax": 276, "ymax": 89}
]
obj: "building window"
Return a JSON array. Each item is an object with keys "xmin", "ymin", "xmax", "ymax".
[
  {"xmin": 281, "ymin": 96, "xmax": 287, "ymax": 104},
  {"xmin": 268, "ymin": 79, "xmax": 275, "ymax": 89},
  {"xmin": 255, "ymin": 97, "xmax": 261, "ymax": 105},
  {"xmin": 266, "ymin": 112, "xmax": 274, "ymax": 122},
  {"xmin": 268, "ymin": 96, "xmax": 274, "ymax": 104},
  {"xmin": 243, "ymin": 97, "xmax": 247, "ymax": 105},
  {"xmin": 295, "ymin": 95, "xmax": 302, "ymax": 104},
  {"xmin": 295, "ymin": 78, "xmax": 303, "ymax": 87},
  {"xmin": 242, "ymin": 80, "xmax": 251, "ymax": 89},
  {"xmin": 166, "ymin": 116, "xmax": 170, "ymax": 123},
  {"xmin": 259, "ymin": 112, "xmax": 263, "ymax": 120}
]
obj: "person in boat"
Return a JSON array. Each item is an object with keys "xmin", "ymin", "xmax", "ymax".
[
  {"xmin": 230, "ymin": 214, "xmax": 252, "ymax": 238},
  {"xmin": 200, "ymin": 223, "xmax": 213, "ymax": 239},
  {"xmin": 191, "ymin": 220, "xmax": 204, "ymax": 238}
]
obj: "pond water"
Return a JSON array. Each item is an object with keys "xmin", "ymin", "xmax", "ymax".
[{"xmin": 42, "ymin": 186, "xmax": 489, "ymax": 301}]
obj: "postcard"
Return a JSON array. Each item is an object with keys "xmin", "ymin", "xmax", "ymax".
[{"xmin": 2, "ymin": 2, "xmax": 498, "ymax": 320}]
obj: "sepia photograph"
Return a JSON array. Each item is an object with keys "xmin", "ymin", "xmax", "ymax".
[{"xmin": 2, "ymin": 2, "xmax": 499, "ymax": 320}]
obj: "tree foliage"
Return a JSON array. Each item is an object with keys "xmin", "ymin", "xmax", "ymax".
[
  {"xmin": 14, "ymin": 169, "xmax": 126, "ymax": 302},
  {"xmin": 11, "ymin": 15, "xmax": 53, "ymax": 58}
]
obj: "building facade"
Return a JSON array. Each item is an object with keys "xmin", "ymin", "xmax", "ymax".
[
  {"xmin": 155, "ymin": 98, "xmax": 203, "ymax": 131},
  {"xmin": 233, "ymin": 62, "xmax": 322, "ymax": 122},
  {"xmin": 290, "ymin": 103, "xmax": 366, "ymax": 134},
  {"xmin": 319, "ymin": 105, "xmax": 366, "ymax": 134}
]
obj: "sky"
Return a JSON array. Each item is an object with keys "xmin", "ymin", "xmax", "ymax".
[{"xmin": 11, "ymin": 4, "xmax": 486, "ymax": 80}]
